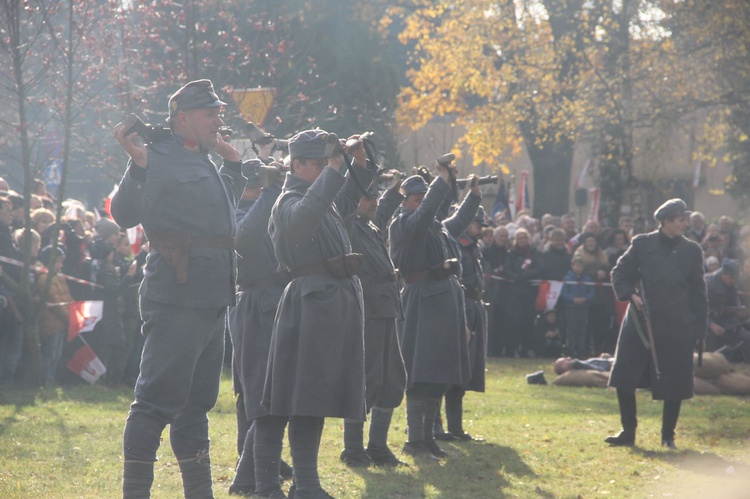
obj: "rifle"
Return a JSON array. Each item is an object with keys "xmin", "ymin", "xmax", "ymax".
[{"xmin": 639, "ymin": 279, "xmax": 661, "ymax": 380}]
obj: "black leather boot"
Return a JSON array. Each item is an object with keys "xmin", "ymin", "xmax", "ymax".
[{"xmin": 604, "ymin": 429, "xmax": 635, "ymax": 446}]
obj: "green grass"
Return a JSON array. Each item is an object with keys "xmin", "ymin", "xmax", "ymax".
[{"xmin": 1, "ymin": 358, "xmax": 749, "ymax": 498}]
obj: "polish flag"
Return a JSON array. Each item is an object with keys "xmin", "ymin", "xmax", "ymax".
[
  {"xmin": 515, "ymin": 169, "xmax": 530, "ymax": 215},
  {"xmin": 127, "ymin": 225, "xmax": 144, "ymax": 255},
  {"xmin": 103, "ymin": 184, "xmax": 118, "ymax": 219},
  {"xmin": 535, "ymin": 280, "xmax": 563, "ymax": 312},
  {"xmin": 67, "ymin": 340, "xmax": 106, "ymax": 384},
  {"xmin": 68, "ymin": 301, "xmax": 103, "ymax": 341},
  {"xmin": 589, "ymin": 187, "xmax": 600, "ymax": 224}
]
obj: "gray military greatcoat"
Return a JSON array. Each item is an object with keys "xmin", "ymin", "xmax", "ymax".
[
  {"xmin": 389, "ymin": 178, "xmax": 481, "ymax": 388},
  {"xmin": 456, "ymin": 232, "xmax": 487, "ymax": 392},
  {"xmin": 263, "ymin": 164, "xmax": 374, "ymax": 420},
  {"xmin": 346, "ymin": 188, "xmax": 407, "ymax": 410},
  {"xmin": 231, "ymin": 182, "xmax": 284, "ymax": 420},
  {"xmin": 609, "ymin": 230, "xmax": 707, "ymax": 401}
]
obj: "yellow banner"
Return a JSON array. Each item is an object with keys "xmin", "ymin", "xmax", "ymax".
[{"xmin": 231, "ymin": 88, "xmax": 275, "ymax": 125}]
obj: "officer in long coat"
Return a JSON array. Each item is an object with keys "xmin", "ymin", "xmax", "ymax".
[
  {"xmin": 606, "ymin": 199, "xmax": 707, "ymax": 449},
  {"xmin": 112, "ymin": 79, "xmax": 246, "ymax": 498},
  {"xmin": 264, "ymin": 130, "xmax": 375, "ymax": 498},
  {"xmin": 389, "ymin": 164, "xmax": 480, "ymax": 460},
  {"xmin": 442, "ymin": 206, "xmax": 489, "ymax": 441},
  {"xmin": 339, "ymin": 176, "xmax": 408, "ymax": 468}
]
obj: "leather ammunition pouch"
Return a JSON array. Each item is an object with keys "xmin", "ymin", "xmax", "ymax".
[
  {"xmin": 289, "ymin": 253, "xmax": 363, "ymax": 280},
  {"xmin": 148, "ymin": 230, "xmax": 235, "ymax": 284}
]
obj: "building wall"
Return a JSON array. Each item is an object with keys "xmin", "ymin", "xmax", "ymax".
[{"xmin": 398, "ymin": 117, "xmax": 748, "ymax": 225}]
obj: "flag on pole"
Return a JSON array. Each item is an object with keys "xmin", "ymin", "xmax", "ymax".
[
  {"xmin": 515, "ymin": 170, "xmax": 530, "ymax": 215},
  {"xmin": 127, "ymin": 225, "xmax": 144, "ymax": 256},
  {"xmin": 490, "ymin": 178, "xmax": 510, "ymax": 219},
  {"xmin": 692, "ymin": 159, "xmax": 702, "ymax": 190},
  {"xmin": 68, "ymin": 300, "xmax": 103, "ymax": 341},
  {"xmin": 103, "ymin": 184, "xmax": 117, "ymax": 219},
  {"xmin": 589, "ymin": 187, "xmax": 601, "ymax": 224},
  {"xmin": 576, "ymin": 159, "xmax": 591, "ymax": 189},
  {"xmin": 67, "ymin": 338, "xmax": 106, "ymax": 384}
]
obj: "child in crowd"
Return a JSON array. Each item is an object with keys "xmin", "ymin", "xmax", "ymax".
[
  {"xmin": 535, "ymin": 309, "xmax": 563, "ymax": 358},
  {"xmin": 560, "ymin": 256, "xmax": 595, "ymax": 358}
]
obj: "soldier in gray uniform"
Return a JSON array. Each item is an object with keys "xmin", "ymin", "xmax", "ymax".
[
  {"xmin": 606, "ymin": 198, "xmax": 707, "ymax": 449},
  {"xmin": 230, "ymin": 160, "xmax": 262, "ymax": 460},
  {"xmin": 442, "ymin": 205, "xmax": 489, "ymax": 441},
  {"xmin": 228, "ymin": 159, "xmax": 292, "ymax": 497},
  {"xmin": 339, "ymin": 173, "xmax": 408, "ymax": 468},
  {"xmin": 264, "ymin": 130, "xmax": 376, "ymax": 498},
  {"xmin": 389, "ymin": 164, "xmax": 481, "ymax": 460},
  {"xmin": 112, "ymin": 79, "xmax": 247, "ymax": 498}
]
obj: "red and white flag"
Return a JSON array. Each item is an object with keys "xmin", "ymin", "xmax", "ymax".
[
  {"xmin": 103, "ymin": 184, "xmax": 118, "ymax": 219},
  {"xmin": 67, "ymin": 341, "xmax": 106, "ymax": 384},
  {"xmin": 589, "ymin": 187, "xmax": 600, "ymax": 224},
  {"xmin": 535, "ymin": 280, "xmax": 564, "ymax": 312},
  {"xmin": 515, "ymin": 169, "xmax": 530, "ymax": 215},
  {"xmin": 68, "ymin": 300, "xmax": 103, "ymax": 341},
  {"xmin": 127, "ymin": 225, "xmax": 144, "ymax": 256}
]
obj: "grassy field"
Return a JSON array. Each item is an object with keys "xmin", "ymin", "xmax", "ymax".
[{"xmin": 1, "ymin": 358, "xmax": 749, "ymax": 498}]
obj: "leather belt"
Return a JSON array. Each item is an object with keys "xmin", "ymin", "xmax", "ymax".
[
  {"xmin": 404, "ymin": 259, "xmax": 459, "ymax": 286},
  {"xmin": 289, "ymin": 253, "xmax": 363, "ymax": 280}
]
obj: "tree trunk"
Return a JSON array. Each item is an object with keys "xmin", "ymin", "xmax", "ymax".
[{"xmin": 526, "ymin": 137, "xmax": 575, "ymax": 217}]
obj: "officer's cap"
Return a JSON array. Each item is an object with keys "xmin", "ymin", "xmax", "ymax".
[
  {"xmin": 721, "ymin": 258, "xmax": 741, "ymax": 278},
  {"xmin": 400, "ymin": 175, "xmax": 428, "ymax": 196},
  {"xmin": 653, "ymin": 198, "xmax": 690, "ymax": 223},
  {"xmin": 168, "ymin": 79, "xmax": 227, "ymax": 120},
  {"xmin": 241, "ymin": 159, "xmax": 262, "ymax": 187},
  {"xmin": 474, "ymin": 206, "xmax": 490, "ymax": 227},
  {"xmin": 288, "ymin": 129, "xmax": 329, "ymax": 160}
]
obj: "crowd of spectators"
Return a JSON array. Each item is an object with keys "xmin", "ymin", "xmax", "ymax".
[
  {"xmin": 0, "ymin": 176, "xmax": 147, "ymax": 388},
  {"xmin": 480, "ymin": 208, "xmax": 750, "ymax": 362},
  {"xmin": 3, "ymin": 173, "xmax": 749, "ymax": 388}
]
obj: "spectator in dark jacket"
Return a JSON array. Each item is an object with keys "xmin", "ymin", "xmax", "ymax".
[
  {"xmin": 502, "ymin": 228, "xmax": 544, "ymax": 356},
  {"xmin": 541, "ymin": 229, "xmax": 571, "ymax": 281}
]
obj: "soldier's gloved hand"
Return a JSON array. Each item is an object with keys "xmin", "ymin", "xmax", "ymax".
[
  {"xmin": 467, "ymin": 174, "xmax": 480, "ymax": 195},
  {"xmin": 214, "ymin": 133, "xmax": 241, "ymax": 163},
  {"xmin": 113, "ymin": 121, "xmax": 147, "ymax": 168},
  {"xmin": 328, "ymin": 152, "xmax": 346, "ymax": 172},
  {"xmin": 257, "ymin": 141, "xmax": 275, "ymax": 162},
  {"xmin": 387, "ymin": 170, "xmax": 402, "ymax": 190},
  {"xmin": 346, "ymin": 134, "xmax": 367, "ymax": 168},
  {"xmin": 435, "ymin": 160, "xmax": 454, "ymax": 183}
]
